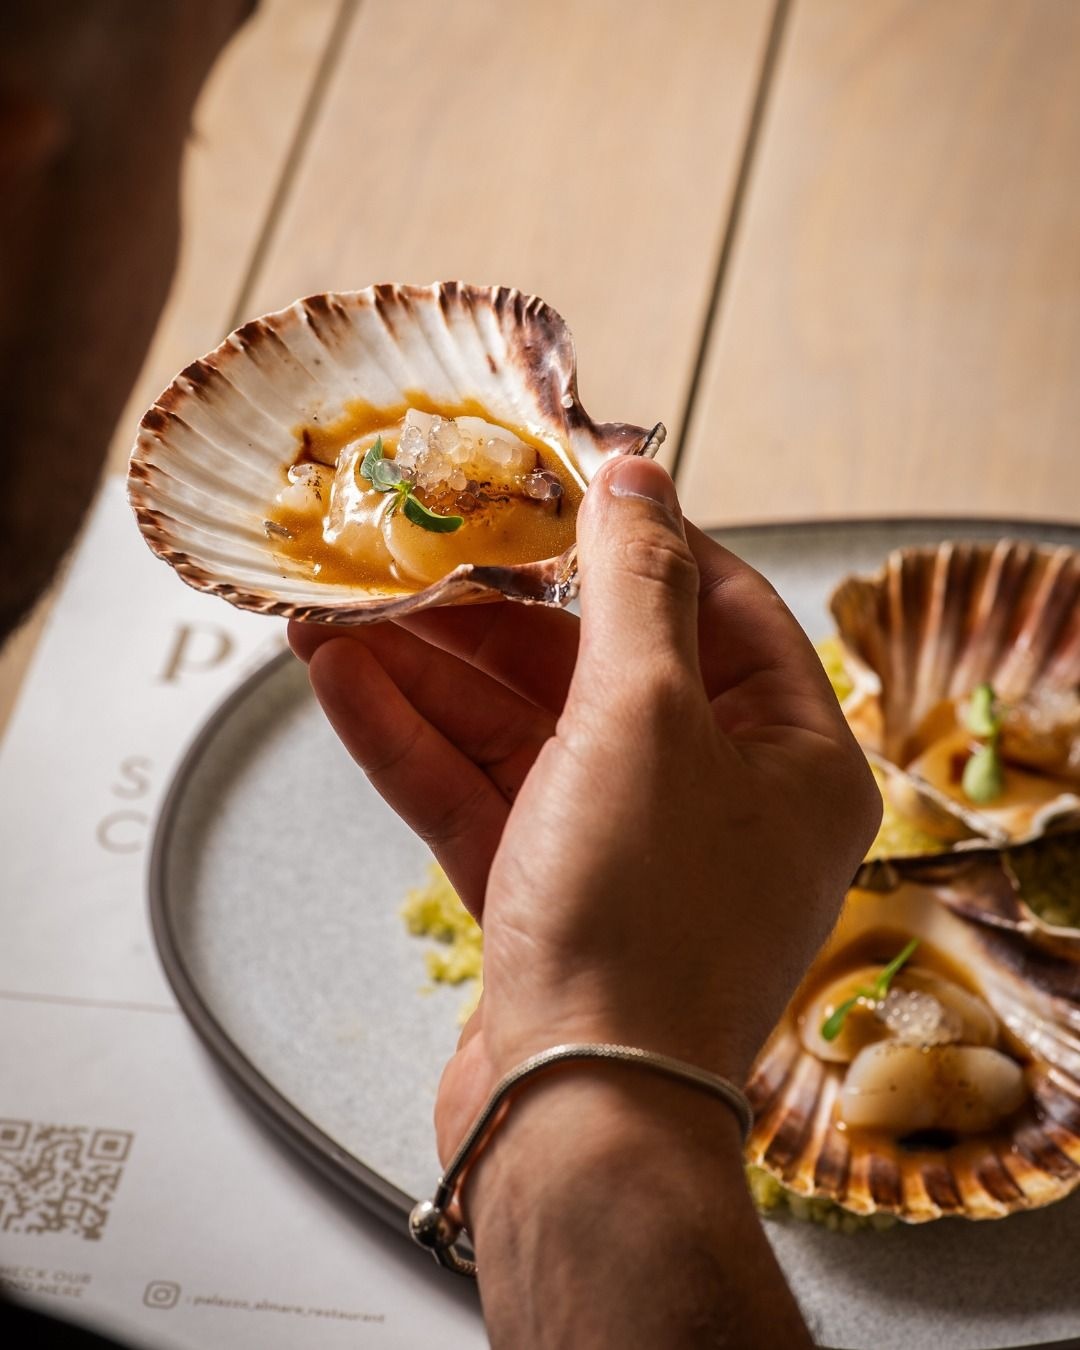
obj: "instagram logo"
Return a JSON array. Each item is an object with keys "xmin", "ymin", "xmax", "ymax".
[{"xmin": 143, "ymin": 1281, "xmax": 181, "ymax": 1310}]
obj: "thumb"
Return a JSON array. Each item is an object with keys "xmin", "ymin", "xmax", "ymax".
[{"xmin": 573, "ymin": 455, "xmax": 700, "ymax": 688}]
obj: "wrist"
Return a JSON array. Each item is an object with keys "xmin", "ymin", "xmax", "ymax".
[
  {"xmin": 464, "ymin": 1067, "xmax": 791, "ymax": 1349},
  {"xmin": 468, "ymin": 1062, "xmax": 746, "ymax": 1209}
]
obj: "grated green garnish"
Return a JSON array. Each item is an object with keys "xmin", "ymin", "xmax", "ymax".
[
  {"xmin": 746, "ymin": 1165, "xmax": 898, "ymax": 1232},
  {"xmin": 402, "ymin": 863, "xmax": 483, "ymax": 1022},
  {"xmin": 815, "ymin": 636, "xmax": 856, "ymax": 705}
]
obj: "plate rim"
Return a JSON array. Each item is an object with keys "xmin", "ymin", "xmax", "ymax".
[{"xmin": 149, "ymin": 647, "xmax": 418, "ymax": 1233}]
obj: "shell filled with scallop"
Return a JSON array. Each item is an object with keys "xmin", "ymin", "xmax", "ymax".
[
  {"xmin": 827, "ymin": 541, "xmax": 1080, "ymax": 892},
  {"xmin": 746, "ymin": 884, "xmax": 1080, "ymax": 1222},
  {"xmin": 128, "ymin": 283, "xmax": 664, "ymax": 623}
]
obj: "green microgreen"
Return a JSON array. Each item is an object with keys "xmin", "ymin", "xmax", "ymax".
[
  {"xmin": 964, "ymin": 682, "xmax": 1002, "ymax": 739},
  {"xmin": 960, "ymin": 681, "xmax": 1006, "ymax": 805},
  {"xmin": 401, "ymin": 493, "xmax": 465, "ymax": 532},
  {"xmin": 962, "ymin": 742, "xmax": 1006, "ymax": 804},
  {"xmin": 358, "ymin": 436, "xmax": 464, "ymax": 533},
  {"xmin": 820, "ymin": 938, "xmax": 919, "ymax": 1042}
]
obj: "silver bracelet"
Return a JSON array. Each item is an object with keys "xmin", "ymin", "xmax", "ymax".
[{"xmin": 408, "ymin": 1042, "xmax": 754, "ymax": 1278}]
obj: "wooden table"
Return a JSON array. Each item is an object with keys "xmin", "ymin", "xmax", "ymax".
[{"xmin": 5, "ymin": 0, "xmax": 1079, "ymax": 732}]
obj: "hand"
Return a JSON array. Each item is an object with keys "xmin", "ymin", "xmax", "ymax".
[
  {"xmin": 291, "ymin": 457, "xmax": 880, "ymax": 1346},
  {"xmin": 289, "ymin": 456, "xmax": 881, "ymax": 1158}
]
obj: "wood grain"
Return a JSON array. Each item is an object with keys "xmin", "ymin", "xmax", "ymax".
[
  {"xmin": 1, "ymin": 0, "xmax": 343, "ymax": 738},
  {"xmin": 243, "ymin": 0, "xmax": 776, "ymax": 463},
  {"xmin": 678, "ymin": 0, "xmax": 1080, "ymax": 526}
]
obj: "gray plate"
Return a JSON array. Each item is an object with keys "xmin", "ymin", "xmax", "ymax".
[{"xmin": 151, "ymin": 519, "xmax": 1080, "ymax": 1350}]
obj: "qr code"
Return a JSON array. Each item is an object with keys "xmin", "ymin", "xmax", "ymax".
[{"xmin": 0, "ymin": 1120, "xmax": 133, "ymax": 1241}]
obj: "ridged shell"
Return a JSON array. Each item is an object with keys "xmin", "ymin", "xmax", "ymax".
[
  {"xmin": 829, "ymin": 541, "xmax": 1080, "ymax": 888},
  {"xmin": 911, "ymin": 845, "xmax": 1080, "ymax": 949},
  {"xmin": 128, "ymin": 283, "xmax": 664, "ymax": 622},
  {"xmin": 746, "ymin": 885, "xmax": 1080, "ymax": 1222}
]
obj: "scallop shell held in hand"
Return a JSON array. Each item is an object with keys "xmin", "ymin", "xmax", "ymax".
[
  {"xmin": 128, "ymin": 283, "xmax": 664, "ymax": 622},
  {"xmin": 829, "ymin": 540, "xmax": 1080, "ymax": 888},
  {"xmin": 747, "ymin": 885, "xmax": 1080, "ymax": 1222}
]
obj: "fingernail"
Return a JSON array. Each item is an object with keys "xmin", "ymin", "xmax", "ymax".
[{"xmin": 605, "ymin": 457, "xmax": 680, "ymax": 517}]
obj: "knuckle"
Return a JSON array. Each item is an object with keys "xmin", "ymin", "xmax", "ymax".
[
  {"xmin": 701, "ymin": 565, "xmax": 789, "ymax": 624},
  {"xmin": 616, "ymin": 531, "xmax": 699, "ymax": 596},
  {"xmin": 854, "ymin": 755, "xmax": 885, "ymax": 834},
  {"xmin": 823, "ymin": 740, "xmax": 884, "ymax": 841},
  {"xmin": 364, "ymin": 717, "xmax": 424, "ymax": 779},
  {"xmin": 420, "ymin": 777, "xmax": 491, "ymax": 850}
]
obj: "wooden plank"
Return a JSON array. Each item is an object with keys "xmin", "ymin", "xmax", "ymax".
[
  {"xmin": 243, "ymin": 0, "xmax": 777, "ymax": 463},
  {"xmin": 679, "ymin": 0, "xmax": 1080, "ymax": 526},
  {"xmin": 0, "ymin": 0, "xmax": 343, "ymax": 739}
]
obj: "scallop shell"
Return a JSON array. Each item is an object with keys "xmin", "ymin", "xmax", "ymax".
[
  {"xmin": 128, "ymin": 283, "xmax": 664, "ymax": 622},
  {"xmin": 913, "ymin": 842, "xmax": 1080, "ymax": 949},
  {"xmin": 828, "ymin": 541, "xmax": 1080, "ymax": 889},
  {"xmin": 746, "ymin": 884, "xmax": 1080, "ymax": 1221}
]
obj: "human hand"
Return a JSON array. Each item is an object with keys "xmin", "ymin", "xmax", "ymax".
[{"xmin": 289, "ymin": 456, "xmax": 881, "ymax": 1162}]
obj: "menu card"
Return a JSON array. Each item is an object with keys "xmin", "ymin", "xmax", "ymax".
[{"xmin": 0, "ymin": 479, "xmax": 487, "ymax": 1348}]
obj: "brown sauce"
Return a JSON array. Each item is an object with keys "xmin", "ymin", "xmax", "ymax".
[{"xmin": 267, "ymin": 397, "xmax": 583, "ymax": 592}]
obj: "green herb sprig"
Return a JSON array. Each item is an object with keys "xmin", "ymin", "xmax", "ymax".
[
  {"xmin": 820, "ymin": 938, "xmax": 919, "ymax": 1042},
  {"xmin": 961, "ymin": 681, "xmax": 1005, "ymax": 804},
  {"xmin": 359, "ymin": 437, "xmax": 464, "ymax": 533}
]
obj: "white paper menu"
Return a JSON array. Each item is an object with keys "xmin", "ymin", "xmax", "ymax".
[{"xmin": 0, "ymin": 479, "xmax": 487, "ymax": 1348}]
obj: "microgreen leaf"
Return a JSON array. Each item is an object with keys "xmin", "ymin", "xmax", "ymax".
[
  {"xmin": 402, "ymin": 493, "xmax": 464, "ymax": 533},
  {"xmin": 359, "ymin": 436, "xmax": 385, "ymax": 484},
  {"xmin": 820, "ymin": 939, "xmax": 919, "ymax": 1042},
  {"xmin": 961, "ymin": 682, "xmax": 1007, "ymax": 804},
  {"xmin": 821, "ymin": 995, "xmax": 861, "ymax": 1043},
  {"xmin": 965, "ymin": 682, "xmax": 1001, "ymax": 738},
  {"xmin": 370, "ymin": 461, "xmax": 404, "ymax": 491},
  {"xmin": 962, "ymin": 743, "xmax": 1006, "ymax": 803},
  {"xmin": 359, "ymin": 436, "xmax": 407, "ymax": 493},
  {"xmin": 359, "ymin": 434, "xmax": 464, "ymax": 532},
  {"xmin": 871, "ymin": 938, "xmax": 920, "ymax": 998}
]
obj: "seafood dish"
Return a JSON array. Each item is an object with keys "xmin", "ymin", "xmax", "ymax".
[
  {"xmin": 745, "ymin": 541, "xmax": 1080, "ymax": 1225},
  {"xmin": 828, "ymin": 541, "xmax": 1080, "ymax": 895},
  {"xmin": 746, "ymin": 883, "xmax": 1080, "ymax": 1222},
  {"xmin": 128, "ymin": 283, "xmax": 663, "ymax": 622}
]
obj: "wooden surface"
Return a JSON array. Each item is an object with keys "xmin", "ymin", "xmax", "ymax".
[
  {"xmin": 244, "ymin": 0, "xmax": 776, "ymax": 458},
  {"xmin": 6, "ymin": 0, "xmax": 1080, "ymax": 733},
  {"xmin": 677, "ymin": 0, "xmax": 1080, "ymax": 525}
]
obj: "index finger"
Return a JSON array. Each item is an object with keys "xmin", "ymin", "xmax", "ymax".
[{"xmin": 395, "ymin": 601, "xmax": 579, "ymax": 716}]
